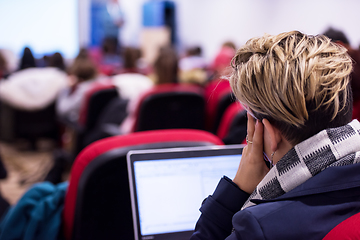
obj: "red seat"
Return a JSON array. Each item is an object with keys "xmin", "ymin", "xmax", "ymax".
[
  {"xmin": 322, "ymin": 212, "xmax": 360, "ymax": 240},
  {"xmin": 78, "ymin": 81, "xmax": 118, "ymax": 128},
  {"xmin": 217, "ymin": 102, "xmax": 244, "ymax": 139},
  {"xmin": 204, "ymin": 79, "xmax": 236, "ymax": 133},
  {"xmin": 67, "ymin": 81, "xmax": 120, "ymax": 154},
  {"xmin": 131, "ymin": 83, "xmax": 205, "ymax": 132},
  {"xmin": 63, "ymin": 129, "xmax": 223, "ymax": 240}
]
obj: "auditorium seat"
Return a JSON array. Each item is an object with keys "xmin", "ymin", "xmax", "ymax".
[
  {"xmin": 78, "ymin": 82, "xmax": 119, "ymax": 130},
  {"xmin": 131, "ymin": 83, "xmax": 205, "ymax": 132},
  {"xmin": 204, "ymin": 79, "xmax": 236, "ymax": 133},
  {"xmin": 62, "ymin": 82, "xmax": 120, "ymax": 155},
  {"xmin": 0, "ymin": 101, "xmax": 61, "ymax": 150},
  {"xmin": 62, "ymin": 129, "xmax": 223, "ymax": 240},
  {"xmin": 322, "ymin": 212, "xmax": 360, "ymax": 239},
  {"xmin": 216, "ymin": 102, "xmax": 247, "ymax": 144}
]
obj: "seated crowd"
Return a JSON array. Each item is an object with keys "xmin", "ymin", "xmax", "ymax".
[{"xmin": 0, "ymin": 27, "xmax": 360, "ymax": 239}]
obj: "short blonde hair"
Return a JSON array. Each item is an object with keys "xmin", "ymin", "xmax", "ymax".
[{"xmin": 230, "ymin": 31, "xmax": 353, "ymax": 143}]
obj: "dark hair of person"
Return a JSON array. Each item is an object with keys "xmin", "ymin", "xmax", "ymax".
[
  {"xmin": 154, "ymin": 46, "xmax": 178, "ymax": 85},
  {"xmin": 323, "ymin": 27, "xmax": 350, "ymax": 45},
  {"xmin": 0, "ymin": 51, "xmax": 7, "ymax": 74},
  {"xmin": 68, "ymin": 58, "xmax": 97, "ymax": 82},
  {"xmin": 187, "ymin": 46, "xmax": 202, "ymax": 56},
  {"xmin": 75, "ymin": 48, "xmax": 90, "ymax": 61},
  {"xmin": 123, "ymin": 47, "xmax": 141, "ymax": 69},
  {"xmin": 222, "ymin": 41, "xmax": 236, "ymax": 50},
  {"xmin": 49, "ymin": 52, "xmax": 66, "ymax": 71},
  {"xmin": 19, "ymin": 47, "xmax": 36, "ymax": 70},
  {"xmin": 102, "ymin": 37, "xmax": 118, "ymax": 54}
]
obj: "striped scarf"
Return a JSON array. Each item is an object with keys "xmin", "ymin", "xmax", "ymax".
[{"xmin": 242, "ymin": 119, "xmax": 360, "ymax": 210}]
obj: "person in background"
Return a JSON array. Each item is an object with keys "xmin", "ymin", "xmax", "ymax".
[
  {"xmin": 0, "ymin": 52, "xmax": 7, "ymax": 79},
  {"xmin": 0, "ymin": 51, "xmax": 68, "ymax": 111},
  {"xmin": 112, "ymin": 47, "xmax": 153, "ymax": 102},
  {"xmin": 98, "ymin": 36, "xmax": 122, "ymax": 75},
  {"xmin": 208, "ymin": 41, "xmax": 236, "ymax": 81},
  {"xmin": 105, "ymin": 0, "xmax": 125, "ymax": 43},
  {"xmin": 83, "ymin": 47, "xmax": 152, "ymax": 145},
  {"xmin": 56, "ymin": 51, "xmax": 100, "ymax": 123},
  {"xmin": 179, "ymin": 46, "xmax": 208, "ymax": 86},
  {"xmin": 119, "ymin": 45, "xmax": 179, "ymax": 134},
  {"xmin": 0, "ymin": 49, "xmax": 17, "ymax": 76},
  {"xmin": 151, "ymin": 45, "xmax": 179, "ymax": 85},
  {"xmin": 18, "ymin": 47, "xmax": 36, "ymax": 70},
  {"xmin": 191, "ymin": 31, "xmax": 360, "ymax": 239},
  {"xmin": 48, "ymin": 52, "xmax": 66, "ymax": 72},
  {"xmin": 115, "ymin": 46, "xmax": 144, "ymax": 74},
  {"xmin": 323, "ymin": 27, "xmax": 360, "ymax": 120}
]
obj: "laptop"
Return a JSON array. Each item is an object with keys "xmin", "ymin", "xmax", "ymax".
[{"xmin": 127, "ymin": 144, "xmax": 244, "ymax": 240}]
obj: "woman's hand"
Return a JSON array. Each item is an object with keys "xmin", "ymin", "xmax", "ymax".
[{"xmin": 233, "ymin": 113, "xmax": 270, "ymax": 194}]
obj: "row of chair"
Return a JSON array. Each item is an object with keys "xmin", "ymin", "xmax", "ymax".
[
  {"xmin": 0, "ymin": 80, "xmax": 245, "ymax": 154},
  {"xmin": 67, "ymin": 81, "xmax": 244, "ymax": 154},
  {"xmin": 78, "ymin": 81, "xmax": 236, "ymax": 133}
]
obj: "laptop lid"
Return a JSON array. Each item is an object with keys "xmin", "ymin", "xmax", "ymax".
[{"xmin": 127, "ymin": 144, "xmax": 244, "ymax": 240}]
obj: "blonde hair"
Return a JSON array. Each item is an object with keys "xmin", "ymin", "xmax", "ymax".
[{"xmin": 230, "ymin": 31, "xmax": 353, "ymax": 143}]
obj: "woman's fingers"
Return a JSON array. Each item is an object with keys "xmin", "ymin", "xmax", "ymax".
[
  {"xmin": 252, "ymin": 119, "xmax": 264, "ymax": 155},
  {"xmin": 247, "ymin": 112, "xmax": 255, "ymax": 142},
  {"xmin": 233, "ymin": 116, "xmax": 269, "ymax": 194}
]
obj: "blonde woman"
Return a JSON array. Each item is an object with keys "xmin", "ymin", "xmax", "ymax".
[{"xmin": 191, "ymin": 31, "xmax": 360, "ymax": 239}]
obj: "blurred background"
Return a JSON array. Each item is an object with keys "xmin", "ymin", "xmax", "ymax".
[{"xmin": 0, "ymin": 0, "xmax": 359, "ymax": 63}]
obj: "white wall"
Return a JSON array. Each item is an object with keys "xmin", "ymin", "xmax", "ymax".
[
  {"xmin": 0, "ymin": 0, "xmax": 79, "ymax": 58},
  {"xmin": 116, "ymin": 0, "xmax": 360, "ymax": 62},
  {"xmin": 79, "ymin": 0, "xmax": 91, "ymax": 48}
]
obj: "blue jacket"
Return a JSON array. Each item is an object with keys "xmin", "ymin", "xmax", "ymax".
[
  {"xmin": 0, "ymin": 181, "xmax": 68, "ymax": 240},
  {"xmin": 191, "ymin": 163, "xmax": 360, "ymax": 240}
]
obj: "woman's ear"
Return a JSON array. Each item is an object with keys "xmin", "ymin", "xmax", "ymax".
[{"xmin": 262, "ymin": 119, "xmax": 282, "ymax": 152}]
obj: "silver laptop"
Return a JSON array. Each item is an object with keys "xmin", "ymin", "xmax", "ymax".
[{"xmin": 127, "ymin": 144, "xmax": 244, "ymax": 240}]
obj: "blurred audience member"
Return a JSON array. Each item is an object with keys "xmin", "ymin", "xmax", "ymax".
[
  {"xmin": 179, "ymin": 46, "xmax": 207, "ymax": 71},
  {"xmin": 112, "ymin": 47, "xmax": 153, "ymax": 102},
  {"xmin": 75, "ymin": 48, "xmax": 90, "ymax": 61},
  {"xmin": 0, "ymin": 67, "xmax": 68, "ymax": 111},
  {"xmin": 0, "ymin": 51, "xmax": 8, "ymax": 79},
  {"xmin": 151, "ymin": 45, "xmax": 179, "ymax": 84},
  {"xmin": 119, "ymin": 45, "xmax": 179, "ymax": 133},
  {"xmin": 19, "ymin": 47, "xmax": 36, "ymax": 70},
  {"xmin": 179, "ymin": 46, "xmax": 208, "ymax": 85},
  {"xmin": 48, "ymin": 52, "xmax": 66, "ymax": 72},
  {"xmin": 102, "ymin": 37, "xmax": 121, "ymax": 64},
  {"xmin": 209, "ymin": 41, "xmax": 236, "ymax": 81},
  {"xmin": 323, "ymin": 27, "xmax": 360, "ymax": 120},
  {"xmin": 0, "ymin": 48, "xmax": 18, "ymax": 74},
  {"xmin": 56, "ymin": 51, "xmax": 101, "ymax": 123},
  {"xmin": 92, "ymin": 37, "xmax": 122, "ymax": 76},
  {"xmin": 115, "ymin": 47, "xmax": 144, "ymax": 74}
]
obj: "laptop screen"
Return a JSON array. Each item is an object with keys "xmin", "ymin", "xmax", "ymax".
[{"xmin": 127, "ymin": 145, "xmax": 243, "ymax": 240}]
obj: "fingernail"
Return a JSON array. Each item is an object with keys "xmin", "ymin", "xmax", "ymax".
[{"xmin": 256, "ymin": 119, "xmax": 259, "ymax": 126}]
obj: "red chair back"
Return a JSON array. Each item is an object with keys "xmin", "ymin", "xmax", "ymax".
[
  {"xmin": 132, "ymin": 83, "xmax": 205, "ymax": 132},
  {"xmin": 63, "ymin": 129, "xmax": 223, "ymax": 240},
  {"xmin": 204, "ymin": 79, "xmax": 236, "ymax": 133},
  {"xmin": 78, "ymin": 81, "xmax": 118, "ymax": 128},
  {"xmin": 323, "ymin": 212, "xmax": 360, "ymax": 240},
  {"xmin": 217, "ymin": 102, "xmax": 244, "ymax": 139}
]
